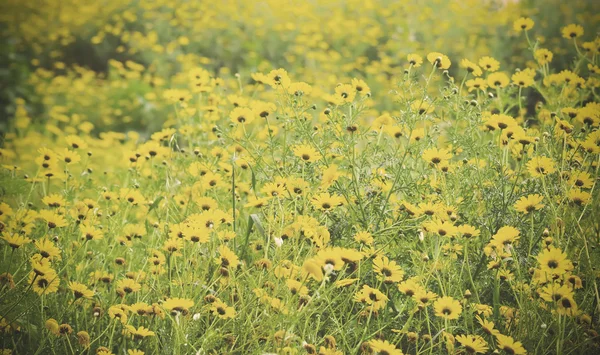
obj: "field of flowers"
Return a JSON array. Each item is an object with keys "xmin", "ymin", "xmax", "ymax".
[{"xmin": 0, "ymin": 0, "xmax": 599, "ymax": 354}]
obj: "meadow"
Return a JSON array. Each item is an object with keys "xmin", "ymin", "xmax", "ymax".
[{"xmin": 0, "ymin": 0, "xmax": 599, "ymax": 354}]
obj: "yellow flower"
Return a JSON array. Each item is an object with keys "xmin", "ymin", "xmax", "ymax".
[
  {"xmin": 495, "ymin": 334, "xmax": 527, "ymax": 355},
  {"xmin": 433, "ymin": 296, "xmax": 462, "ymax": 320},
  {"xmin": 368, "ymin": 339, "xmax": 403, "ymax": 355},
  {"xmin": 511, "ymin": 71, "xmax": 535, "ymax": 87},
  {"xmin": 561, "ymin": 24, "xmax": 584, "ymax": 39},
  {"xmin": 537, "ymin": 246, "xmax": 573, "ymax": 276},
  {"xmin": 229, "ymin": 107, "xmax": 255, "ymax": 125},
  {"xmin": 422, "ymin": 147, "xmax": 452, "ymax": 165},
  {"xmin": 513, "ymin": 194, "xmax": 544, "ymax": 214},
  {"xmin": 526, "ymin": 156, "xmax": 556, "ymax": 177},
  {"xmin": 1, "ymin": 233, "xmax": 31, "ymax": 249},
  {"xmin": 354, "ymin": 231, "xmax": 373, "ymax": 245},
  {"xmin": 30, "ymin": 269, "xmax": 60, "ymax": 295},
  {"xmin": 210, "ymin": 299, "xmax": 237, "ymax": 319},
  {"xmin": 69, "ymin": 281, "xmax": 94, "ymax": 300},
  {"xmin": 126, "ymin": 326, "xmax": 155, "ymax": 340},
  {"xmin": 568, "ymin": 189, "xmax": 591, "ymax": 206},
  {"xmin": 354, "ymin": 285, "xmax": 388, "ymax": 311},
  {"xmin": 479, "ymin": 56, "xmax": 500, "ymax": 72},
  {"xmin": 335, "ymin": 278, "xmax": 359, "ymax": 288},
  {"xmin": 407, "ymin": 54, "xmax": 423, "ymax": 68},
  {"xmin": 76, "ymin": 331, "xmax": 90, "ymax": 348},
  {"xmin": 456, "ymin": 334, "xmax": 488, "ymax": 354},
  {"xmin": 427, "ymin": 52, "xmax": 451, "ymax": 69},
  {"xmin": 293, "ymin": 144, "xmax": 321, "ymax": 163},
  {"xmin": 487, "ymin": 72, "xmax": 510, "ymax": 88},
  {"xmin": 38, "ymin": 210, "xmax": 68, "ymax": 229},
  {"xmin": 460, "ymin": 59, "xmax": 482, "ymax": 76},
  {"xmin": 513, "ymin": 17, "xmax": 534, "ymax": 32},
  {"xmin": 311, "ymin": 193, "xmax": 345, "ymax": 211},
  {"xmin": 534, "ymin": 49, "xmax": 553, "ymax": 65},
  {"xmin": 372, "ymin": 256, "xmax": 404, "ymax": 283},
  {"xmin": 334, "ymin": 84, "xmax": 356, "ymax": 103},
  {"xmin": 302, "ymin": 258, "xmax": 324, "ymax": 282},
  {"xmin": 45, "ymin": 318, "xmax": 60, "ymax": 336},
  {"xmin": 115, "ymin": 278, "xmax": 142, "ymax": 296},
  {"xmin": 163, "ymin": 297, "xmax": 194, "ymax": 316},
  {"xmin": 216, "ymin": 244, "xmax": 240, "ymax": 269}
]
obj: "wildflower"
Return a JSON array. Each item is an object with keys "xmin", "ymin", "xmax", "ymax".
[
  {"xmin": 414, "ymin": 290, "xmax": 438, "ymax": 306},
  {"xmin": 534, "ymin": 49, "xmax": 553, "ymax": 65},
  {"xmin": 230, "ymin": 107, "xmax": 255, "ymax": 125},
  {"xmin": 334, "ymin": 84, "xmax": 356, "ymax": 103},
  {"xmin": 354, "ymin": 231, "xmax": 373, "ymax": 245},
  {"xmin": 424, "ymin": 219, "xmax": 458, "ymax": 238},
  {"xmin": 321, "ymin": 165, "xmax": 341, "ymax": 189},
  {"xmin": 488, "ymin": 72, "xmax": 510, "ymax": 88},
  {"xmin": 479, "ymin": 56, "xmax": 500, "ymax": 72},
  {"xmin": 65, "ymin": 135, "xmax": 88, "ymax": 150},
  {"xmin": 38, "ymin": 210, "xmax": 68, "ymax": 229},
  {"xmin": 42, "ymin": 194, "xmax": 66, "ymax": 208},
  {"xmin": 511, "ymin": 71, "xmax": 534, "ymax": 87},
  {"xmin": 561, "ymin": 24, "xmax": 584, "ymax": 39},
  {"xmin": 288, "ymin": 82, "xmax": 313, "ymax": 97},
  {"xmin": 495, "ymin": 334, "xmax": 527, "ymax": 355},
  {"xmin": 124, "ymin": 325, "xmax": 155, "ymax": 339},
  {"xmin": 80, "ymin": 225, "xmax": 104, "ymax": 241},
  {"xmin": 293, "ymin": 144, "xmax": 321, "ymax": 163},
  {"xmin": 568, "ymin": 189, "xmax": 591, "ymax": 206},
  {"xmin": 460, "ymin": 59, "xmax": 482, "ymax": 76},
  {"xmin": 77, "ymin": 331, "xmax": 90, "ymax": 348},
  {"xmin": 398, "ymin": 279, "xmax": 423, "ymax": 297},
  {"xmin": 354, "ymin": 285, "xmax": 388, "ymax": 311},
  {"xmin": 539, "ymin": 283, "xmax": 573, "ymax": 303},
  {"xmin": 526, "ymin": 156, "xmax": 556, "ymax": 177},
  {"xmin": 311, "ymin": 193, "xmax": 344, "ymax": 211},
  {"xmin": 2, "ymin": 233, "xmax": 31, "ymax": 249},
  {"xmin": 315, "ymin": 248, "xmax": 345, "ymax": 272},
  {"xmin": 335, "ymin": 278, "xmax": 359, "ymax": 288},
  {"xmin": 557, "ymin": 295, "xmax": 578, "ymax": 316},
  {"xmin": 513, "ymin": 17, "xmax": 534, "ymax": 32},
  {"xmin": 427, "ymin": 52, "xmax": 451, "ymax": 69},
  {"xmin": 210, "ymin": 299, "xmax": 236, "ymax": 319},
  {"xmin": 69, "ymin": 281, "xmax": 94, "ymax": 299},
  {"xmin": 108, "ymin": 306, "xmax": 129, "ymax": 324},
  {"xmin": 45, "ymin": 318, "xmax": 60, "ymax": 336},
  {"xmin": 266, "ymin": 69, "xmax": 291, "ymax": 88},
  {"xmin": 302, "ymin": 258, "xmax": 324, "ymax": 282},
  {"xmin": 373, "ymin": 256, "xmax": 404, "ymax": 283},
  {"xmin": 433, "ymin": 296, "xmax": 462, "ymax": 320},
  {"xmin": 407, "ymin": 54, "xmax": 423, "ymax": 67},
  {"xmin": 569, "ymin": 171, "xmax": 594, "ymax": 189},
  {"xmin": 457, "ymin": 224, "xmax": 480, "ymax": 238},
  {"xmin": 29, "ymin": 269, "xmax": 60, "ymax": 295},
  {"xmin": 476, "ymin": 316, "xmax": 500, "ymax": 336},
  {"xmin": 59, "ymin": 149, "xmax": 81, "ymax": 165},
  {"xmin": 537, "ymin": 246, "xmax": 573, "ymax": 276},
  {"xmin": 116, "ymin": 278, "xmax": 142, "ymax": 296},
  {"xmin": 367, "ymin": 339, "xmax": 403, "ymax": 355},
  {"xmin": 513, "ymin": 194, "xmax": 544, "ymax": 214},
  {"xmin": 217, "ymin": 245, "xmax": 240, "ymax": 269},
  {"xmin": 422, "ymin": 147, "xmax": 452, "ymax": 165},
  {"xmin": 456, "ymin": 334, "xmax": 488, "ymax": 354},
  {"xmin": 466, "ymin": 78, "xmax": 487, "ymax": 92},
  {"xmin": 163, "ymin": 297, "xmax": 194, "ymax": 316}
]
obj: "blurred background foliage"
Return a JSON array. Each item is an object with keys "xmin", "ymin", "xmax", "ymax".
[{"xmin": 0, "ymin": 0, "xmax": 598, "ymax": 135}]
